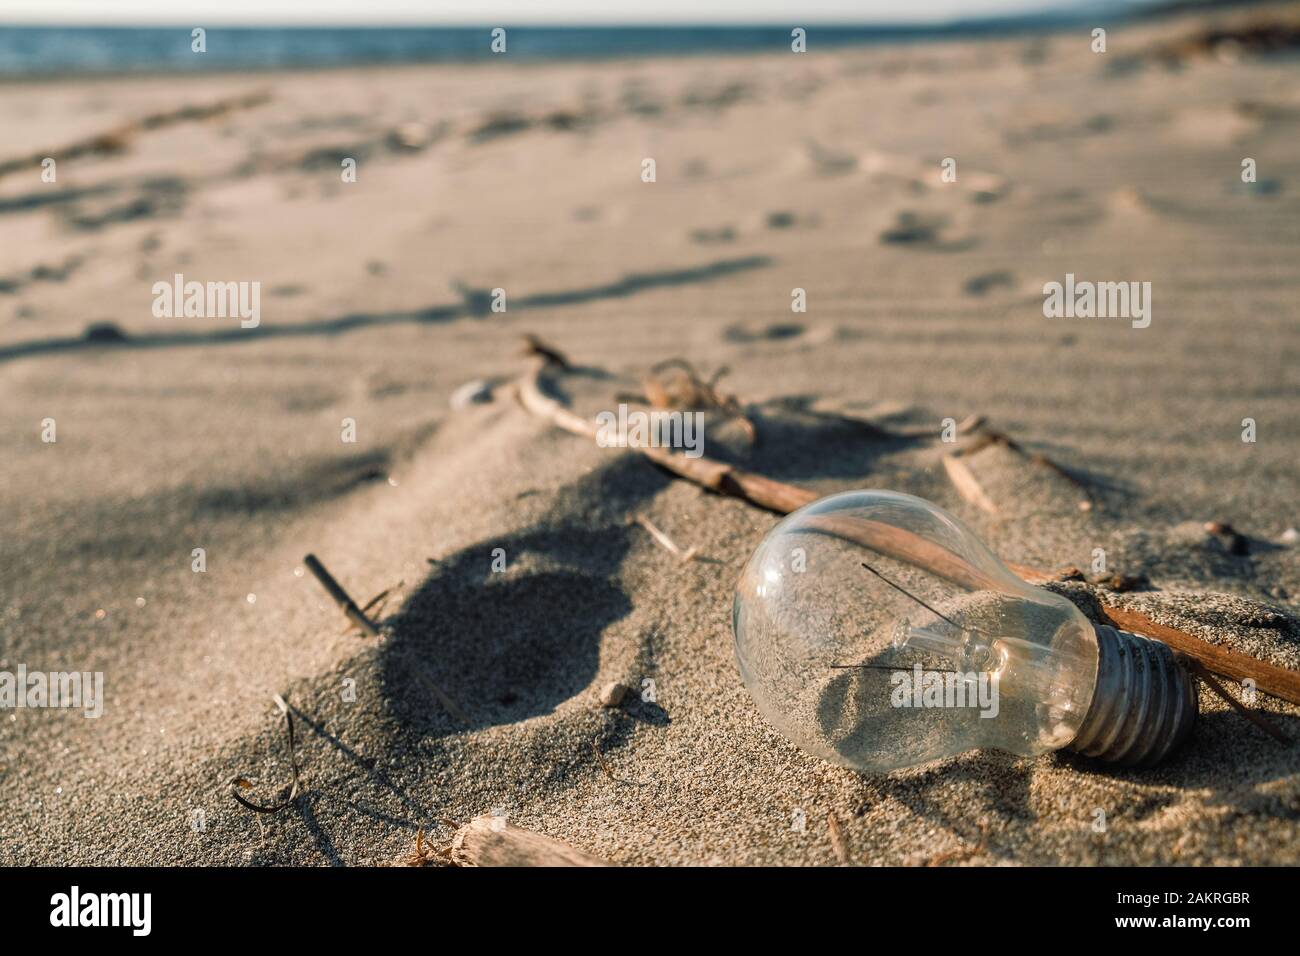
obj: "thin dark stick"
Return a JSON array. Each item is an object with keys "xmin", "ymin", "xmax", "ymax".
[{"xmin": 304, "ymin": 553, "xmax": 381, "ymax": 638}]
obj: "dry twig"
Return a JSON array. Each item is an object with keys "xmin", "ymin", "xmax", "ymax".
[
  {"xmin": 591, "ymin": 738, "xmax": 616, "ymax": 780},
  {"xmin": 304, "ymin": 553, "xmax": 382, "ymax": 639},
  {"xmin": 632, "ymin": 514, "xmax": 699, "ymax": 562},
  {"xmin": 514, "ymin": 355, "xmax": 1300, "ymax": 707},
  {"xmin": 827, "ymin": 812, "xmax": 852, "ymax": 865}
]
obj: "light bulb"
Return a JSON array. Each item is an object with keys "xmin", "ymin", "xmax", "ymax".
[{"xmin": 733, "ymin": 490, "xmax": 1197, "ymax": 772}]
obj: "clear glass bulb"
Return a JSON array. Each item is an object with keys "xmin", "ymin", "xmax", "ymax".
[{"xmin": 733, "ymin": 490, "xmax": 1196, "ymax": 772}]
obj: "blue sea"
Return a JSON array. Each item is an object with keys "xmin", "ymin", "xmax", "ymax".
[{"xmin": 0, "ymin": 11, "xmax": 1149, "ymax": 77}]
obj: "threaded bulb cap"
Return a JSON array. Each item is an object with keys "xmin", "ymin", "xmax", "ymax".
[{"xmin": 1067, "ymin": 625, "xmax": 1198, "ymax": 765}]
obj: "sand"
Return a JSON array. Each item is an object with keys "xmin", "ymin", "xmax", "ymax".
[{"xmin": 1, "ymin": 6, "xmax": 1298, "ymax": 865}]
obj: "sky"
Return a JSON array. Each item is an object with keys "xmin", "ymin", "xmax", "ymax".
[{"xmin": 0, "ymin": 0, "xmax": 1128, "ymax": 27}]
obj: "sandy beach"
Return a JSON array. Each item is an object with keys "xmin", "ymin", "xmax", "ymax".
[{"xmin": 1, "ymin": 5, "xmax": 1299, "ymax": 866}]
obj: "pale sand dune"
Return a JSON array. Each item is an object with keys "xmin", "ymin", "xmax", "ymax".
[{"xmin": 1, "ymin": 10, "xmax": 1298, "ymax": 865}]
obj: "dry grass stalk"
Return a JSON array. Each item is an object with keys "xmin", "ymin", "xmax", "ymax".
[
  {"xmin": 827, "ymin": 812, "xmax": 851, "ymax": 865},
  {"xmin": 450, "ymin": 815, "xmax": 612, "ymax": 867},
  {"xmin": 941, "ymin": 454, "xmax": 998, "ymax": 514},
  {"xmin": 400, "ymin": 826, "xmax": 454, "ymax": 867},
  {"xmin": 591, "ymin": 738, "xmax": 616, "ymax": 780},
  {"xmin": 360, "ymin": 581, "xmax": 402, "ymax": 617},
  {"xmin": 515, "ymin": 355, "xmax": 1300, "ymax": 707},
  {"xmin": 341, "ymin": 580, "xmax": 403, "ymax": 634},
  {"xmin": 1181, "ymin": 657, "xmax": 1289, "ymax": 744},
  {"xmin": 633, "ymin": 514, "xmax": 699, "ymax": 562},
  {"xmin": 231, "ymin": 694, "xmax": 302, "ymax": 814},
  {"xmin": 956, "ymin": 424, "xmax": 1094, "ymax": 511},
  {"xmin": 413, "ymin": 665, "xmax": 471, "ymax": 724}
]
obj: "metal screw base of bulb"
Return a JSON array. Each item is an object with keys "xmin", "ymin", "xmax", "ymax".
[{"xmin": 1067, "ymin": 625, "xmax": 1199, "ymax": 766}]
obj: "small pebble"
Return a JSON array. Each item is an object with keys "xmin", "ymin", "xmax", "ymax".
[
  {"xmin": 599, "ymin": 681, "xmax": 630, "ymax": 708},
  {"xmin": 1280, "ymin": 528, "xmax": 1299, "ymax": 546}
]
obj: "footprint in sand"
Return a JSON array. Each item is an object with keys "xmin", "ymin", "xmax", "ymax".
[
  {"xmin": 691, "ymin": 211, "xmax": 817, "ymax": 244},
  {"xmin": 760, "ymin": 209, "xmax": 820, "ymax": 230},
  {"xmin": 879, "ymin": 210, "xmax": 976, "ymax": 251},
  {"xmin": 963, "ymin": 270, "xmax": 1016, "ymax": 296},
  {"xmin": 1168, "ymin": 103, "xmax": 1261, "ymax": 146},
  {"xmin": 1228, "ymin": 178, "xmax": 1283, "ymax": 198},
  {"xmin": 801, "ymin": 139, "xmax": 858, "ymax": 177},
  {"xmin": 0, "ymin": 254, "xmax": 86, "ymax": 294},
  {"xmin": 82, "ymin": 321, "xmax": 129, "ymax": 343},
  {"xmin": 689, "ymin": 225, "xmax": 737, "ymax": 245},
  {"xmin": 1002, "ymin": 113, "xmax": 1114, "ymax": 147},
  {"xmin": 724, "ymin": 321, "xmax": 807, "ymax": 344},
  {"xmin": 860, "ymin": 148, "xmax": 1009, "ymax": 203}
]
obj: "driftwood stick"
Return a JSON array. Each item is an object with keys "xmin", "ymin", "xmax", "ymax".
[
  {"xmin": 517, "ymin": 357, "xmax": 814, "ymax": 512},
  {"xmin": 303, "ymin": 553, "xmax": 382, "ymax": 638},
  {"xmin": 1099, "ymin": 605, "xmax": 1300, "ymax": 706},
  {"xmin": 451, "ymin": 816, "xmax": 612, "ymax": 867},
  {"xmin": 514, "ymin": 359, "xmax": 1300, "ymax": 706}
]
